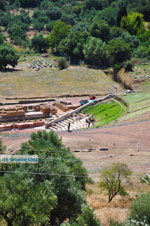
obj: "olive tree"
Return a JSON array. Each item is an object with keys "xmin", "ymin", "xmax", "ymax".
[{"xmin": 99, "ymin": 163, "xmax": 132, "ymax": 202}]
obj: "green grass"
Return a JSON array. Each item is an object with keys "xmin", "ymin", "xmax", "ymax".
[
  {"xmin": 82, "ymin": 101, "xmax": 125, "ymax": 127},
  {"xmin": 116, "ymin": 86, "xmax": 150, "ymax": 122}
]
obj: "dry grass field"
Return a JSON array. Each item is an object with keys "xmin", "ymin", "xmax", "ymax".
[{"xmin": 0, "ymin": 57, "xmax": 123, "ymax": 98}]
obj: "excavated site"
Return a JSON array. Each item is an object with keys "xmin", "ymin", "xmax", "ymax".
[{"xmin": 0, "ymin": 94, "xmax": 114, "ymax": 132}]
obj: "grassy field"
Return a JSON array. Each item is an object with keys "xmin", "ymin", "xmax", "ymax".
[
  {"xmin": 82, "ymin": 101, "xmax": 126, "ymax": 127},
  {"xmin": 0, "ymin": 57, "xmax": 123, "ymax": 98},
  {"xmin": 117, "ymin": 84, "xmax": 150, "ymax": 122}
]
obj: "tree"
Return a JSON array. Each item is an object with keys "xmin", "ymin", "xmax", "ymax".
[
  {"xmin": 45, "ymin": 7, "xmax": 62, "ymax": 20},
  {"xmin": 110, "ymin": 26, "xmax": 124, "ymax": 39},
  {"xmin": 116, "ymin": 32, "xmax": 140, "ymax": 49},
  {"xmin": 47, "ymin": 21, "xmax": 71, "ymax": 52},
  {"xmin": 99, "ymin": 163, "xmax": 132, "ymax": 202},
  {"xmin": 58, "ymin": 57, "xmax": 68, "ymax": 70},
  {"xmin": 31, "ymin": 34, "xmax": 49, "ymax": 53},
  {"xmin": 106, "ymin": 39, "xmax": 131, "ymax": 70},
  {"xmin": 90, "ymin": 20, "xmax": 110, "ymax": 42},
  {"xmin": 120, "ymin": 12, "xmax": 145, "ymax": 35},
  {"xmin": 74, "ymin": 205, "xmax": 100, "ymax": 226},
  {"xmin": 83, "ymin": 37, "xmax": 107, "ymax": 67},
  {"xmin": 0, "ymin": 0, "xmax": 5, "ymax": 11},
  {"xmin": 0, "ymin": 45, "xmax": 19, "ymax": 70},
  {"xmin": 0, "ymin": 138, "xmax": 6, "ymax": 154},
  {"xmin": 84, "ymin": 0, "xmax": 103, "ymax": 10},
  {"xmin": 0, "ymin": 130, "xmax": 91, "ymax": 225},
  {"xmin": 60, "ymin": 205, "xmax": 100, "ymax": 226},
  {"xmin": 58, "ymin": 30, "xmax": 88, "ymax": 63},
  {"xmin": 7, "ymin": 23, "xmax": 27, "ymax": 45},
  {"xmin": 95, "ymin": 7, "xmax": 118, "ymax": 26},
  {"xmin": 0, "ymin": 33, "xmax": 5, "ymax": 44},
  {"xmin": 117, "ymin": 6, "xmax": 127, "ymax": 26},
  {"xmin": 0, "ymin": 173, "xmax": 57, "ymax": 226}
]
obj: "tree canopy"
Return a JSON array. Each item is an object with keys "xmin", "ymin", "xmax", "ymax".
[
  {"xmin": 99, "ymin": 163, "xmax": 132, "ymax": 202},
  {"xmin": 106, "ymin": 39, "xmax": 131, "ymax": 69},
  {"xmin": 31, "ymin": 34, "xmax": 49, "ymax": 53},
  {"xmin": 0, "ymin": 45, "xmax": 19, "ymax": 70},
  {"xmin": 0, "ymin": 131, "xmax": 92, "ymax": 226},
  {"xmin": 47, "ymin": 21, "xmax": 71, "ymax": 52}
]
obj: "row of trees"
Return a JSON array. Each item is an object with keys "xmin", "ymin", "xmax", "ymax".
[{"xmin": 0, "ymin": 0, "xmax": 150, "ymax": 68}]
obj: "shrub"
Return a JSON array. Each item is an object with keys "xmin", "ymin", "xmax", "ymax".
[
  {"xmin": 124, "ymin": 61, "xmax": 133, "ymax": 72},
  {"xmin": 130, "ymin": 193, "xmax": 150, "ymax": 224},
  {"xmin": 58, "ymin": 57, "xmax": 68, "ymax": 70},
  {"xmin": 133, "ymin": 45, "xmax": 149, "ymax": 59},
  {"xmin": 109, "ymin": 219, "xmax": 124, "ymax": 226}
]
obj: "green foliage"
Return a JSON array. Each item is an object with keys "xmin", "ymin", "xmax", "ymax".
[
  {"xmin": 133, "ymin": 44, "xmax": 150, "ymax": 59},
  {"xmin": 48, "ymin": 21, "xmax": 71, "ymax": 52},
  {"xmin": 116, "ymin": 32, "xmax": 140, "ymax": 49},
  {"xmin": 45, "ymin": 7, "xmax": 62, "ymax": 20},
  {"xmin": 7, "ymin": 23, "xmax": 27, "ymax": 45},
  {"xmin": 58, "ymin": 57, "xmax": 68, "ymax": 70},
  {"xmin": 74, "ymin": 205, "xmax": 100, "ymax": 226},
  {"xmin": 59, "ymin": 30, "xmax": 89, "ymax": 63},
  {"xmin": 0, "ymin": 44, "xmax": 19, "ymax": 69},
  {"xmin": 99, "ymin": 163, "xmax": 132, "ymax": 202},
  {"xmin": 18, "ymin": 0, "xmax": 43, "ymax": 8},
  {"xmin": 140, "ymin": 173, "xmax": 150, "ymax": 185},
  {"xmin": 109, "ymin": 219, "xmax": 124, "ymax": 226},
  {"xmin": 124, "ymin": 61, "xmax": 133, "ymax": 72},
  {"xmin": 0, "ymin": 33, "xmax": 5, "ymax": 44},
  {"xmin": 19, "ymin": 131, "xmax": 91, "ymax": 225},
  {"xmin": 60, "ymin": 205, "xmax": 100, "ymax": 226},
  {"xmin": 0, "ymin": 138, "xmax": 6, "ymax": 154},
  {"xmin": 110, "ymin": 26, "xmax": 124, "ymax": 39},
  {"xmin": 0, "ymin": 173, "xmax": 57, "ymax": 225},
  {"xmin": 84, "ymin": 0, "xmax": 103, "ymax": 10},
  {"xmin": 31, "ymin": 34, "xmax": 49, "ymax": 53},
  {"xmin": 137, "ymin": 27, "xmax": 150, "ymax": 42},
  {"xmin": 106, "ymin": 39, "xmax": 131, "ymax": 69},
  {"xmin": 95, "ymin": 7, "xmax": 118, "ymax": 26},
  {"xmin": 130, "ymin": 193, "xmax": 150, "ymax": 224},
  {"xmin": 90, "ymin": 20, "xmax": 110, "ymax": 41},
  {"xmin": 117, "ymin": 6, "xmax": 127, "ymax": 26},
  {"xmin": 83, "ymin": 37, "xmax": 107, "ymax": 67},
  {"xmin": 120, "ymin": 12, "xmax": 145, "ymax": 35},
  {"xmin": 0, "ymin": 0, "xmax": 6, "ymax": 11}
]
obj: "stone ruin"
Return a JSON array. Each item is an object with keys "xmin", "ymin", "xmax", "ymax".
[
  {"xmin": 27, "ymin": 58, "xmax": 56, "ymax": 71},
  {"xmin": 0, "ymin": 100, "xmax": 79, "ymax": 132}
]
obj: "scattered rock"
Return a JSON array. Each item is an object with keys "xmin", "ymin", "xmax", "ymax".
[
  {"xmin": 74, "ymin": 150, "xmax": 80, "ymax": 152},
  {"xmin": 88, "ymin": 148, "xmax": 95, "ymax": 152},
  {"xmin": 130, "ymin": 154, "xmax": 134, "ymax": 156}
]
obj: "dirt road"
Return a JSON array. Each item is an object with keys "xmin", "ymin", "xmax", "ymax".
[{"xmin": 1, "ymin": 119, "xmax": 150, "ymax": 181}]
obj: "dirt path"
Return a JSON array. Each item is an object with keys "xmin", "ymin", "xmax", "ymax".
[{"xmin": 1, "ymin": 119, "xmax": 150, "ymax": 182}]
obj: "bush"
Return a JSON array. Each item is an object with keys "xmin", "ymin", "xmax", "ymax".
[
  {"xmin": 58, "ymin": 57, "xmax": 68, "ymax": 70},
  {"xmin": 133, "ymin": 45, "xmax": 149, "ymax": 59},
  {"xmin": 109, "ymin": 219, "xmax": 124, "ymax": 226},
  {"xmin": 130, "ymin": 193, "xmax": 150, "ymax": 224},
  {"xmin": 124, "ymin": 61, "xmax": 133, "ymax": 72}
]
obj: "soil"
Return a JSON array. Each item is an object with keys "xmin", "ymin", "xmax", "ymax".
[{"xmin": 1, "ymin": 114, "xmax": 150, "ymax": 181}]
